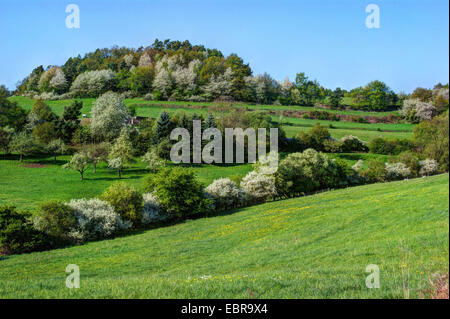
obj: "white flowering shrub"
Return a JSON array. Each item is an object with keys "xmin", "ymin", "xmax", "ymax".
[
  {"xmin": 253, "ymin": 150, "xmax": 279, "ymax": 175},
  {"xmin": 141, "ymin": 192, "xmax": 168, "ymax": 224},
  {"xmin": 70, "ymin": 70, "xmax": 117, "ymax": 97},
  {"xmin": 352, "ymin": 159, "xmax": 364, "ymax": 172},
  {"xmin": 401, "ymin": 99, "xmax": 436, "ymax": 122},
  {"xmin": 67, "ymin": 198, "xmax": 131, "ymax": 242},
  {"xmin": 240, "ymin": 171, "xmax": 276, "ymax": 204},
  {"xmin": 385, "ymin": 162, "xmax": 411, "ymax": 181},
  {"xmin": 275, "ymin": 149, "xmax": 346, "ymax": 197},
  {"xmin": 419, "ymin": 159, "xmax": 438, "ymax": 176},
  {"xmin": 205, "ymin": 178, "xmax": 246, "ymax": 211}
]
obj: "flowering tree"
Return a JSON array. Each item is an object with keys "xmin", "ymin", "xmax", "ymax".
[
  {"xmin": 138, "ymin": 53, "xmax": 152, "ymax": 67},
  {"xmin": 90, "ymin": 92, "xmax": 130, "ymax": 141},
  {"xmin": 63, "ymin": 152, "xmax": 89, "ymax": 180},
  {"xmin": 108, "ymin": 128, "xmax": 134, "ymax": 178},
  {"xmin": 141, "ymin": 149, "xmax": 163, "ymax": 173},
  {"xmin": 203, "ymin": 68, "xmax": 233, "ymax": 100},
  {"xmin": 10, "ymin": 131, "xmax": 36, "ymax": 162},
  {"xmin": 46, "ymin": 139, "xmax": 67, "ymax": 163},
  {"xmin": 70, "ymin": 70, "xmax": 117, "ymax": 97},
  {"xmin": 401, "ymin": 99, "xmax": 436, "ymax": 123}
]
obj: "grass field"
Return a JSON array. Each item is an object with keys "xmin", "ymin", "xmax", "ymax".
[
  {"xmin": 0, "ymin": 154, "xmax": 253, "ymax": 210},
  {"xmin": 0, "ymin": 174, "xmax": 448, "ymax": 298},
  {"xmin": 8, "ymin": 96, "xmax": 401, "ymax": 118},
  {"xmin": 0, "ymin": 152, "xmax": 388, "ymax": 211},
  {"xmin": 8, "ymin": 96, "xmax": 412, "ymax": 142}
]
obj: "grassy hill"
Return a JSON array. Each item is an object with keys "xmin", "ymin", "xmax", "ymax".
[{"xmin": 0, "ymin": 174, "xmax": 448, "ymax": 298}]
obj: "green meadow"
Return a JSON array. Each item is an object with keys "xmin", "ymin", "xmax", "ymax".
[{"xmin": 0, "ymin": 174, "xmax": 448, "ymax": 298}]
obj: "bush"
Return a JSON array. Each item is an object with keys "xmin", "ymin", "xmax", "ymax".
[
  {"xmin": 143, "ymin": 167, "xmax": 210, "ymax": 219},
  {"xmin": 296, "ymin": 124, "xmax": 331, "ymax": 152},
  {"xmin": 419, "ymin": 159, "xmax": 439, "ymax": 177},
  {"xmin": 0, "ymin": 205, "xmax": 49, "ymax": 255},
  {"xmin": 275, "ymin": 149, "xmax": 346, "ymax": 197},
  {"xmin": 100, "ymin": 182, "xmax": 143, "ymax": 227},
  {"xmin": 395, "ymin": 151, "xmax": 420, "ymax": 177},
  {"xmin": 385, "ymin": 162, "xmax": 411, "ymax": 181},
  {"xmin": 32, "ymin": 200, "xmax": 77, "ymax": 245},
  {"xmin": 205, "ymin": 178, "xmax": 246, "ymax": 211},
  {"xmin": 141, "ymin": 193, "xmax": 168, "ymax": 224},
  {"xmin": 359, "ymin": 159, "xmax": 386, "ymax": 183},
  {"xmin": 339, "ymin": 135, "xmax": 368, "ymax": 153},
  {"xmin": 67, "ymin": 198, "xmax": 131, "ymax": 242},
  {"xmin": 240, "ymin": 171, "xmax": 276, "ymax": 204},
  {"xmin": 413, "ymin": 114, "xmax": 449, "ymax": 171},
  {"xmin": 369, "ymin": 137, "xmax": 413, "ymax": 155}
]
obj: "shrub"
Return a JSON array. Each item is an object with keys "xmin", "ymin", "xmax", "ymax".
[
  {"xmin": 205, "ymin": 178, "xmax": 246, "ymax": 211},
  {"xmin": 141, "ymin": 193, "xmax": 168, "ymax": 224},
  {"xmin": 143, "ymin": 167, "xmax": 210, "ymax": 219},
  {"xmin": 369, "ymin": 137, "xmax": 413, "ymax": 155},
  {"xmin": 401, "ymin": 99, "xmax": 436, "ymax": 123},
  {"xmin": 413, "ymin": 114, "xmax": 449, "ymax": 171},
  {"xmin": 385, "ymin": 162, "xmax": 411, "ymax": 181},
  {"xmin": 419, "ymin": 159, "xmax": 439, "ymax": 177},
  {"xmin": 359, "ymin": 158, "xmax": 386, "ymax": 183},
  {"xmin": 0, "ymin": 205, "xmax": 49, "ymax": 255},
  {"xmin": 296, "ymin": 124, "xmax": 331, "ymax": 152},
  {"xmin": 339, "ymin": 135, "xmax": 368, "ymax": 153},
  {"xmin": 352, "ymin": 159, "xmax": 364, "ymax": 173},
  {"xmin": 395, "ymin": 151, "xmax": 420, "ymax": 177},
  {"xmin": 100, "ymin": 182, "xmax": 143, "ymax": 227},
  {"xmin": 240, "ymin": 171, "xmax": 276, "ymax": 204},
  {"xmin": 32, "ymin": 200, "xmax": 77, "ymax": 245},
  {"xmin": 275, "ymin": 149, "xmax": 346, "ymax": 197},
  {"xmin": 67, "ymin": 198, "xmax": 131, "ymax": 242}
]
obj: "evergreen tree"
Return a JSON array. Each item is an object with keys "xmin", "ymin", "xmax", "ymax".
[
  {"xmin": 59, "ymin": 100, "xmax": 82, "ymax": 143},
  {"xmin": 154, "ymin": 111, "xmax": 172, "ymax": 143},
  {"xmin": 205, "ymin": 113, "xmax": 216, "ymax": 128}
]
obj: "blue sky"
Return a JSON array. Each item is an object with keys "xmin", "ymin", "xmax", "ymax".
[{"xmin": 0, "ymin": 0, "xmax": 448, "ymax": 93}]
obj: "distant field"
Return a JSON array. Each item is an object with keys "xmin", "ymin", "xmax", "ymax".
[
  {"xmin": 8, "ymin": 96, "xmax": 401, "ymax": 118},
  {"xmin": 282, "ymin": 125, "xmax": 412, "ymax": 141},
  {"xmin": 0, "ymin": 174, "xmax": 447, "ymax": 298},
  {"xmin": 8, "ymin": 96, "xmax": 414, "ymax": 142}
]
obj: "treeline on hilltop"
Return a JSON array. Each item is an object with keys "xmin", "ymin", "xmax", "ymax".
[{"xmin": 11, "ymin": 38, "xmax": 414, "ymax": 111}]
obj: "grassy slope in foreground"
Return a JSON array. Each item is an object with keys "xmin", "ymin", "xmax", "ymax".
[{"xmin": 0, "ymin": 174, "xmax": 448, "ymax": 298}]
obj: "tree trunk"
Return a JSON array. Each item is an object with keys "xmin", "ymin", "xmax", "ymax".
[
  {"xmin": 93, "ymin": 163, "xmax": 97, "ymax": 173},
  {"xmin": 118, "ymin": 169, "xmax": 122, "ymax": 179},
  {"xmin": 54, "ymin": 155, "xmax": 57, "ymax": 163},
  {"xmin": 80, "ymin": 171, "xmax": 84, "ymax": 181},
  {"xmin": 19, "ymin": 153, "xmax": 23, "ymax": 162}
]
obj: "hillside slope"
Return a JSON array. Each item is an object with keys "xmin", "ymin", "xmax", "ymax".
[{"xmin": 0, "ymin": 174, "xmax": 448, "ymax": 298}]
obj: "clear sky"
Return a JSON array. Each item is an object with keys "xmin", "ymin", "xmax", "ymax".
[{"xmin": 0, "ymin": 0, "xmax": 448, "ymax": 93}]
